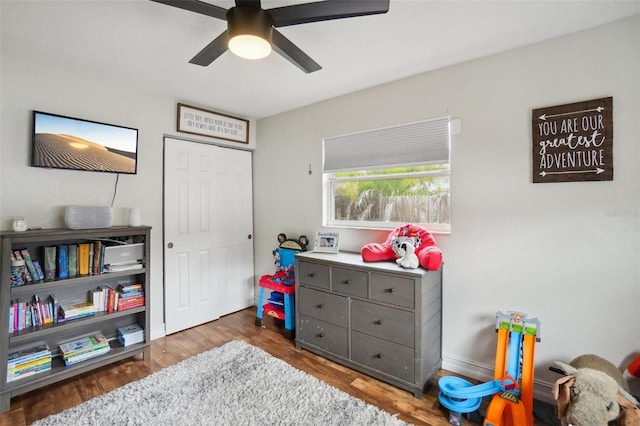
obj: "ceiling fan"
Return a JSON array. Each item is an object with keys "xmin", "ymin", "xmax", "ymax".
[{"xmin": 150, "ymin": 0, "xmax": 390, "ymax": 73}]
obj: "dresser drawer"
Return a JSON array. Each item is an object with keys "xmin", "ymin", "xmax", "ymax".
[
  {"xmin": 298, "ymin": 315, "xmax": 348, "ymax": 358},
  {"xmin": 332, "ymin": 266, "xmax": 368, "ymax": 298},
  {"xmin": 298, "ymin": 286, "xmax": 348, "ymax": 327},
  {"xmin": 371, "ymin": 273, "xmax": 414, "ymax": 308},
  {"xmin": 351, "ymin": 331, "xmax": 415, "ymax": 383},
  {"xmin": 298, "ymin": 261, "xmax": 330, "ymax": 289},
  {"xmin": 351, "ymin": 300, "xmax": 414, "ymax": 347}
]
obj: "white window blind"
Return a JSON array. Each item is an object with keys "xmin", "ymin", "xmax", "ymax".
[{"xmin": 323, "ymin": 116, "xmax": 450, "ymax": 173}]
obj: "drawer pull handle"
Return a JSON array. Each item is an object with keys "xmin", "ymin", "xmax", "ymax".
[
  {"xmin": 318, "ymin": 333, "xmax": 325, "ymax": 338},
  {"xmin": 374, "ymin": 320, "xmax": 383, "ymax": 325},
  {"xmin": 376, "ymin": 353, "xmax": 383, "ymax": 359},
  {"xmin": 343, "ymin": 279, "xmax": 351, "ymax": 285},
  {"xmin": 308, "ymin": 272, "xmax": 315, "ymax": 277},
  {"xmin": 385, "ymin": 288, "xmax": 394, "ymax": 293},
  {"xmin": 317, "ymin": 304, "xmax": 325, "ymax": 309}
]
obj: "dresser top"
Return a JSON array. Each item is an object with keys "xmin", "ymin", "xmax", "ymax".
[{"xmin": 296, "ymin": 251, "xmax": 436, "ymax": 277}]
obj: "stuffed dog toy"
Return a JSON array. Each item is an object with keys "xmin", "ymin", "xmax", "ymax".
[
  {"xmin": 394, "ymin": 239, "xmax": 419, "ymax": 269},
  {"xmin": 553, "ymin": 354, "xmax": 640, "ymax": 426}
]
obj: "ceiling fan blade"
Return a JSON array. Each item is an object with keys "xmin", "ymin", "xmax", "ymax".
[
  {"xmin": 271, "ymin": 29, "xmax": 321, "ymax": 74},
  {"xmin": 268, "ymin": 0, "xmax": 389, "ymax": 27},
  {"xmin": 189, "ymin": 30, "xmax": 229, "ymax": 66},
  {"xmin": 149, "ymin": 0, "xmax": 228, "ymax": 20},
  {"xmin": 235, "ymin": 0, "xmax": 261, "ymax": 8}
]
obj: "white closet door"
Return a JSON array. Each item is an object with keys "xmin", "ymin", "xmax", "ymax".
[{"xmin": 164, "ymin": 138, "xmax": 254, "ymax": 335}]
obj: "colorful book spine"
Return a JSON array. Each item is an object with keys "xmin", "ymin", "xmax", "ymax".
[
  {"xmin": 48, "ymin": 294, "xmax": 59, "ymax": 324},
  {"xmin": 13, "ymin": 251, "xmax": 33, "ymax": 282},
  {"xmin": 93, "ymin": 241, "xmax": 102, "ymax": 275},
  {"xmin": 78, "ymin": 243, "xmax": 90, "ymax": 275},
  {"xmin": 33, "ymin": 260, "xmax": 45, "ymax": 280},
  {"xmin": 43, "ymin": 246, "xmax": 57, "ymax": 281},
  {"xmin": 57, "ymin": 244, "xmax": 69, "ymax": 279},
  {"xmin": 10, "ymin": 259, "xmax": 26, "ymax": 287},
  {"xmin": 8, "ymin": 302, "xmax": 14, "ymax": 333},
  {"xmin": 88, "ymin": 243, "xmax": 95, "ymax": 276},
  {"xmin": 68, "ymin": 244, "xmax": 78, "ymax": 277},
  {"xmin": 20, "ymin": 249, "xmax": 40, "ymax": 282}
]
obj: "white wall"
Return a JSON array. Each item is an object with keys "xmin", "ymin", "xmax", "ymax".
[
  {"xmin": 0, "ymin": 56, "xmax": 256, "ymax": 339},
  {"xmin": 253, "ymin": 15, "xmax": 640, "ymax": 402}
]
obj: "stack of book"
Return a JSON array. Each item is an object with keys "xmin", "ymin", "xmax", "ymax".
[
  {"xmin": 7, "ymin": 342, "xmax": 52, "ymax": 382},
  {"xmin": 117, "ymin": 323, "xmax": 144, "ymax": 347},
  {"xmin": 59, "ymin": 333, "xmax": 110, "ymax": 366},
  {"xmin": 89, "ymin": 286, "xmax": 125, "ymax": 313},
  {"xmin": 9, "ymin": 294, "xmax": 59, "ymax": 333},
  {"xmin": 117, "ymin": 284, "xmax": 145, "ymax": 311},
  {"xmin": 11, "ymin": 249, "xmax": 44, "ymax": 284},
  {"xmin": 57, "ymin": 298, "xmax": 96, "ymax": 323}
]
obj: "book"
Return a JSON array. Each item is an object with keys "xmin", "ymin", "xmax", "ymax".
[
  {"xmin": 89, "ymin": 287, "xmax": 104, "ymax": 312},
  {"xmin": 7, "ymin": 360, "xmax": 52, "ymax": 382},
  {"xmin": 33, "ymin": 260, "xmax": 45, "ymax": 281},
  {"xmin": 118, "ymin": 283, "xmax": 144, "ymax": 293},
  {"xmin": 88, "ymin": 243, "xmax": 94, "ymax": 275},
  {"xmin": 7, "ymin": 342, "xmax": 50, "ymax": 367},
  {"xmin": 78, "ymin": 243, "xmax": 90, "ymax": 275},
  {"xmin": 93, "ymin": 241, "xmax": 102, "ymax": 275},
  {"xmin": 63, "ymin": 346, "xmax": 110, "ymax": 366},
  {"xmin": 59, "ymin": 333, "xmax": 110, "ymax": 365},
  {"xmin": 47, "ymin": 294, "xmax": 59, "ymax": 324},
  {"xmin": 59, "ymin": 333, "xmax": 108, "ymax": 357},
  {"xmin": 13, "ymin": 251, "xmax": 33, "ymax": 282},
  {"xmin": 57, "ymin": 244, "xmax": 69, "ymax": 278},
  {"xmin": 68, "ymin": 244, "xmax": 78, "ymax": 277},
  {"xmin": 7, "ymin": 342, "xmax": 51, "ymax": 380},
  {"xmin": 43, "ymin": 246, "xmax": 57, "ymax": 280},
  {"xmin": 10, "ymin": 259, "xmax": 26, "ymax": 287},
  {"xmin": 117, "ymin": 323, "xmax": 144, "ymax": 346},
  {"xmin": 8, "ymin": 301, "xmax": 14, "ymax": 332},
  {"xmin": 58, "ymin": 299, "xmax": 95, "ymax": 321},
  {"xmin": 20, "ymin": 249, "xmax": 40, "ymax": 282},
  {"xmin": 8, "ymin": 356, "xmax": 51, "ymax": 374}
]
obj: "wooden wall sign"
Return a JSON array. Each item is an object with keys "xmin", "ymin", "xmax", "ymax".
[
  {"xmin": 177, "ymin": 103, "xmax": 249, "ymax": 144},
  {"xmin": 532, "ymin": 96, "xmax": 613, "ymax": 183}
]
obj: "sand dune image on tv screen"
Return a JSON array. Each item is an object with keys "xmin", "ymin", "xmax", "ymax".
[{"xmin": 33, "ymin": 133, "xmax": 136, "ymax": 173}]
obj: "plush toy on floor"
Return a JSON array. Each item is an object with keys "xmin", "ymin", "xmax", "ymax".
[
  {"xmin": 553, "ymin": 354, "xmax": 640, "ymax": 426},
  {"xmin": 361, "ymin": 223, "xmax": 442, "ymax": 271}
]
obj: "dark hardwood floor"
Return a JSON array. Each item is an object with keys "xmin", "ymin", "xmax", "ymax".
[{"xmin": 0, "ymin": 308, "xmax": 554, "ymax": 426}]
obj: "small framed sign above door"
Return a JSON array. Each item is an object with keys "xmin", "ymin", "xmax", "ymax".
[{"xmin": 177, "ymin": 103, "xmax": 249, "ymax": 144}]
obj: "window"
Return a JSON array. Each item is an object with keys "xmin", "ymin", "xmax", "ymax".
[{"xmin": 323, "ymin": 117, "xmax": 450, "ymax": 233}]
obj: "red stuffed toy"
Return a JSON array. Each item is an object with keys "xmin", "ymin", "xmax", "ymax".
[{"xmin": 361, "ymin": 224, "xmax": 443, "ymax": 271}]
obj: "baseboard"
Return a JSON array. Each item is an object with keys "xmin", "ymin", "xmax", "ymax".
[
  {"xmin": 150, "ymin": 324, "xmax": 166, "ymax": 340},
  {"xmin": 442, "ymin": 352, "xmax": 556, "ymax": 405}
]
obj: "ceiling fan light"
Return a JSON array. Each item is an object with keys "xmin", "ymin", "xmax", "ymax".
[
  {"xmin": 229, "ymin": 34, "xmax": 272, "ymax": 60},
  {"xmin": 227, "ymin": 7, "xmax": 274, "ymax": 60}
]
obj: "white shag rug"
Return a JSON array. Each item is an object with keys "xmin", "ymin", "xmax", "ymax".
[{"xmin": 33, "ymin": 340, "xmax": 408, "ymax": 425}]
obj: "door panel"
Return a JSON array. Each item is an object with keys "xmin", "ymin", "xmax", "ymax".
[{"xmin": 164, "ymin": 138, "xmax": 254, "ymax": 334}]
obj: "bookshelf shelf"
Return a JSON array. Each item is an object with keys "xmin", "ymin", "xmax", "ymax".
[
  {"xmin": 9, "ymin": 307, "xmax": 146, "ymax": 344},
  {"xmin": 0, "ymin": 226, "xmax": 151, "ymax": 412},
  {"xmin": 9, "ymin": 268, "xmax": 146, "ymax": 296}
]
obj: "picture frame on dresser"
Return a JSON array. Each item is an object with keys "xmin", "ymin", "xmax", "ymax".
[{"xmin": 313, "ymin": 232, "xmax": 340, "ymax": 253}]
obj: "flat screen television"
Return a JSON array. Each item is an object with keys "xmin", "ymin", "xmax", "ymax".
[{"xmin": 31, "ymin": 111, "xmax": 139, "ymax": 174}]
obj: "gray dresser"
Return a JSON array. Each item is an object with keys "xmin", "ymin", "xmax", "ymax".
[{"xmin": 295, "ymin": 251, "xmax": 442, "ymax": 397}]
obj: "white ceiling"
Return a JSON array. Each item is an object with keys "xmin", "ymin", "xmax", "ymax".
[{"xmin": 2, "ymin": 0, "xmax": 639, "ymax": 119}]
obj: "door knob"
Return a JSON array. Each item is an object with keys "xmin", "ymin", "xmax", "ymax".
[{"xmin": 167, "ymin": 242, "xmax": 174, "ymax": 249}]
